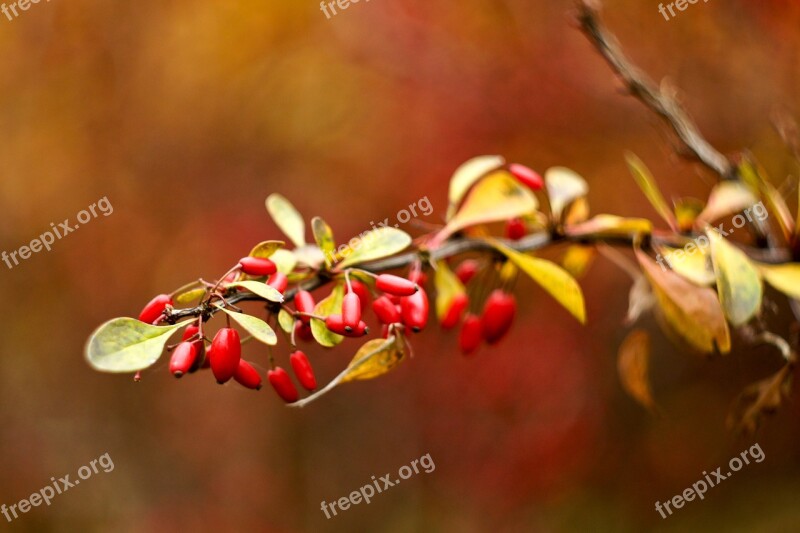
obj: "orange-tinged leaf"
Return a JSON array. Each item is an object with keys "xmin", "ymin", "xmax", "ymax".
[
  {"xmin": 635, "ymin": 248, "xmax": 730, "ymax": 354},
  {"xmin": 446, "ymin": 155, "xmax": 506, "ymax": 220},
  {"xmin": 617, "ymin": 329, "xmax": 657, "ymax": 412}
]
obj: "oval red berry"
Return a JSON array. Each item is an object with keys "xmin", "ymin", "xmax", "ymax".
[
  {"xmin": 138, "ymin": 294, "xmax": 172, "ymax": 324},
  {"xmin": 234, "ymin": 359, "xmax": 262, "ymax": 390},
  {"xmin": 376, "ymin": 274, "xmax": 418, "ymax": 297},
  {"xmin": 170, "ymin": 342, "xmax": 198, "ymax": 378},
  {"xmin": 209, "ymin": 328, "xmax": 241, "ymax": 384},
  {"xmin": 239, "ymin": 256, "xmax": 277, "ymax": 277},
  {"xmin": 289, "ymin": 351, "xmax": 317, "ymax": 391},
  {"xmin": 268, "ymin": 367, "xmax": 299, "ymax": 403},
  {"xmin": 401, "ymin": 288, "xmax": 429, "ymax": 332}
]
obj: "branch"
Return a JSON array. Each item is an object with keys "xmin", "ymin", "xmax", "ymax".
[{"xmin": 575, "ymin": 0, "xmax": 733, "ymax": 179}]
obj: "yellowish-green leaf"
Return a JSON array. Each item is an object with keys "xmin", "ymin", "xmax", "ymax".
[
  {"xmin": 434, "ymin": 260, "xmax": 466, "ymax": 320},
  {"xmin": 561, "ymin": 245, "xmax": 596, "ymax": 279},
  {"xmin": 755, "ymin": 262, "xmax": 800, "ymax": 300},
  {"xmin": 270, "ymin": 249, "xmax": 298, "ymax": 274},
  {"xmin": 673, "ymin": 197, "xmax": 705, "ymax": 233},
  {"xmin": 565, "ymin": 215, "xmax": 652, "ymax": 240},
  {"xmin": 635, "ymin": 248, "xmax": 730, "ymax": 354},
  {"xmin": 310, "ymin": 284, "xmax": 345, "ymax": 347},
  {"xmin": 545, "ymin": 166, "xmax": 589, "ymax": 222},
  {"xmin": 446, "ymin": 155, "xmax": 506, "ymax": 220},
  {"xmin": 312, "ymin": 217, "xmax": 336, "ymax": 269},
  {"xmin": 625, "ymin": 152, "xmax": 678, "ymax": 231},
  {"xmin": 216, "ymin": 306, "xmax": 277, "ymax": 346},
  {"xmin": 438, "ymin": 171, "xmax": 537, "ymax": 243},
  {"xmin": 653, "ymin": 244, "xmax": 715, "ymax": 286},
  {"xmin": 248, "ymin": 240, "xmax": 285, "ymax": 259},
  {"xmin": 337, "ymin": 227, "xmax": 413, "ymax": 269},
  {"xmin": 696, "ymin": 182, "xmax": 757, "ymax": 225},
  {"xmin": 490, "ymin": 239, "xmax": 586, "ymax": 324},
  {"xmin": 706, "ymin": 230, "xmax": 763, "ymax": 326},
  {"xmin": 617, "ymin": 329, "xmax": 657, "ymax": 413},
  {"xmin": 738, "ymin": 158, "xmax": 795, "ymax": 240},
  {"xmin": 266, "ymin": 193, "xmax": 306, "ymax": 247},
  {"xmin": 85, "ymin": 318, "xmax": 188, "ymax": 373},
  {"xmin": 226, "ymin": 280, "xmax": 284, "ymax": 303},
  {"xmin": 278, "ymin": 308, "xmax": 295, "ymax": 334},
  {"xmin": 174, "ymin": 287, "xmax": 206, "ymax": 305}
]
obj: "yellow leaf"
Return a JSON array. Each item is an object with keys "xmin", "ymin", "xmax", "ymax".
[
  {"xmin": 617, "ymin": 329, "xmax": 657, "ymax": 413},
  {"xmin": 706, "ymin": 230, "xmax": 763, "ymax": 326},
  {"xmin": 635, "ymin": 248, "xmax": 730, "ymax": 354},
  {"xmin": 738, "ymin": 158, "xmax": 795, "ymax": 240},
  {"xmin": 225, "ymin": 280, "xmax": 284, "ymax": 303},
  {"xmin": 755, "ymin": 262, "xmax": 800, "ymax": 300},
  {"xmin": 653, "ymin": 244, "xmax": 715, "ymax": 286},
  {"xmin": 341, "ymin": 337, "xmax": 405, "ymax": 383},
  {"xmin": 266, "ymin": 194, "xmax": 306, "ymax": 247},
  {"xmin": 270, "ymin": 249, "xmax": 298, "ymax": 274},
  {"xmin": 248, "ymin": 240, "xmax": 285, "ymax": 259},
  {"xmin": 437, "ymin": 171, "xmax": 537, "ymax": 243},
  {"xmin": 278, "ymin": 309, "xmax": 295, "ymax": 334},
  {"xmin": 311, "ymin": 217, "xmax": 336, "ymax": 269},
  {"xmin": 337, "ymin": 227, "xmax": 413, "ymax": 269},
  {"xmin": 625, "ymin": 152, "xmax": 678, "ymax": 231},
  {"xmin": 673, "ymin": 197, "xmax": 705, "ymax": 233},
  {"xmin": 310, "ymin": 284, "xmax": 345, "ymax": 347},
  {"xmin": 545, "ymin": 166, "xmax": 589, "ymax": 221},
  {"xmin": 561, "ymin": 245, "xmax": 596, "ymax": 279},
  {"xmin": 446, "ymin": 155, "xmax": 506, "ymax": 220},
  {"xmin": 174, "ymin": 287, "xmax": 206, "ymax": 305},
  {"xmin": 696, "ymin": 182, "xmax": 757, "ymax": 225},
  {"xmin": 490, "ymin": 239, "xmax": 586, "ymax": 324},
  {"xmin": 565, "ymin": 214, "xmax": 652, "ymax": 240},
  {"xmin": 433, "ymin": 260, "xmax": 466, "ymax": 320},
  {"xmin": 215, "ymin": 306, "xmax": 277, "ymax": 346}
]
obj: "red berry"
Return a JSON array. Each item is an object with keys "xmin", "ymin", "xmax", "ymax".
[
  {"xmin": 441, "ymin": 293, "xmax": 469, "ymax": 329},
  {"xmin": 234, "ymin": 360, "xmax": 263, "ymax": 390},
  {"xmin": 239, "ymin": 256, "xmax": 277, "ymax": 277},
  {"xmin": 509, "ymin": 163, "xmax": 543, "ymax": 190},
  {"xmin": 267, "ymin": 272, "xmax": 289, "ymax": 294},
  {"xmin": 268, "ymin": 367, "xmax": 299, "ymax": 403},
  {"xmin": 408, "ymin": 269, "xmax": 428, "ymax": 286},
  {"xmin": 209, "ymin": 328, "xmax": 241, "ymax": 384},
  {"xmin": 459, "ymin": 314, "xmax": 483, "ymax": 355},
  {"xmin": 401, "ymin": 288, "xmax": 429, "ymax": 332},
  {"xmin": 182, "ymin": 324, "xmax": 200, "ymax": 341},
  {"xmin": 294, "ymin": 290, "xmax": 316, "ymax": 324},
  {"xmin": 342, "ymin": 292, "xmax": 361, "ymax": 331},
  {"xmin": 169, "ymin": 342, "xmax": 198, "ymax": 378},
  {"xmin": 289, "ymin": 351, "xmax": 317, "ymax": 391},
  {"xmin": 350, "ymin": 279, "xmax": 372, "ymax": 309},
  {"xmin": 455, "ymin": 260, "xmax": 480, "ymax": 285},
  {"xmin": 381, "ymin": 324, "xmax": 391, "ymax": 338},
  {"xmin": 481, "ymin": 290, "xmax": 517, "ymax": 345},
  {"xmin": 138, "ymin": 294, "xmax": 172, "ymax": 324},
  {"xmin": 294, "ymin": 321, "xmax": 314, "ymax": 342},
  {"xmin": 505, "ymin": 217, "xmax": 526, "ymax": 241},
  {"xmin": 376, "ymin": 274, "xmax": 418, "ymax": 297},
  {"xmin": 372, "ymin": 295, "xmax": 401, "ymax": 324},
  {"xmin": 201, "ymin": 344, "xmax": 212, "ymax": 368},
  {"xmin": 325, "ymin": 314, "xmax": 368, "ymax": 337}
]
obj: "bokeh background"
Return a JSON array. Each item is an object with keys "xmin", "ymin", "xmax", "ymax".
[{"xmin": 1, "ymin": 0, "xmax": 800, "ymax": 531}]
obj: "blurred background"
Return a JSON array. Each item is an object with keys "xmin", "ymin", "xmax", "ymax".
[{"xmin": 1, "ymin": 0, "xmax": 800, "ymax": 531}]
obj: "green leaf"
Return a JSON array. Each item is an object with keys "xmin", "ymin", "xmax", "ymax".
[
  {"xmin": 248, "ymin": 240, "xmax": 285, "ymax": 259},
  {"xmin": 310, "ymin": 284, "xmax": 345, "ymax": 347},
  {"xmin": 266, "ymin": 194, "xmax": 306, "ymax": 247},
  {"xmin": 624, "ymin": 153, "xmax": 678, "ymax": 231},
  {"xmin": 278, "ymin": 308, "xmax": 295, "ymax": 334},
  {"xmin": 225, "ymin": 280, "xmax": 284, "ymax": 303},
  {"xmin": 756, "ymin": 262, "xmax": 800, "ymax": 300},
  {"xmin": 544, "ymin": 166, "xmax": 589, "ymax": 222},
  {"xmin": 706, "ymin": 229, "xmax": 763, "ymax": 326},
  {"xmin": 489, "ymin": 239, "xmax": 586, "ymax": 324},
  {"xmin": 635, "ymin": 248, "xmax": 730, "ymax": 354},
  {"xmin": 446, "ymin": 155, "xmax": 506, "ymax": 220},
  {"xmin": 311, "ymin": 217, "xmax": 336, "ymax": 269},
  {"xmin": 215, "ymin": 306, "xmax": 277, "ymax": 346},
  {"xmin": 85, "ymin": 318, "xmax": 187, "ymax": 373},
  {"xmin": 433, "ymin": 260, "xmax": 466, "ymax": 321},
  {"xmin": 437, "ymin": 171, "xmax": 538, "ymax": 244},
  {"xmin": 337, "ymin": 227, "xmax": 413, "ymax": 269}
]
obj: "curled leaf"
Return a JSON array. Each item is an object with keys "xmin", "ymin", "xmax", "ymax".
[
  {"xmin": 545, "ymin": 166, "xmax": 589, "ymax": 222},
  {"xmin": 446, "ymin": 155, "xmax": 506, "ymax": 220},
  {"xmin": 85, "ymin": 318, "xmax": 188, "ymax": 373},
  {"xmin": 248, "ymin": 240, "xmax": 285, "ymax": 259}
]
